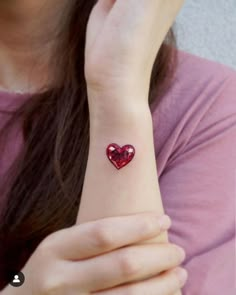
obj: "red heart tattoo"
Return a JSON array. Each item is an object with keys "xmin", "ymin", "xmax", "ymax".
[{"xmin": 106, "ymin": 143, "xmax": 135, "ymax": 170}]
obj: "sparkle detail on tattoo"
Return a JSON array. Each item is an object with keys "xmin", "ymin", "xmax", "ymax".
[{"xmin": 106, "ymin": 143, "xmax": 135, "ymax": 170}]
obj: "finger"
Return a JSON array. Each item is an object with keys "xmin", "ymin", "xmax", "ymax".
[
  {"xmin": 92, "ymin": 267, "xmax": 188, "ymax": 295},
  {"xmin": 70, "ymin": 242, "xmax": 185, "ymax": 292},
  {"xmin": 45, "ymin": 212, "xmax": 171, "ymax": 260}
]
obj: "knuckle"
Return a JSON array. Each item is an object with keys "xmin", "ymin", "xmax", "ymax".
[
  {"xmin": 93, "ymin": 223, "xmax": 114, "ymax": 249},
  {"xmin": 117, "ymin": 249, "xmax": 141, "ymax": 277}
]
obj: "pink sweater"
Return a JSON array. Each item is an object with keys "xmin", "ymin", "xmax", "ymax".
[{"xmin": 0, "ymin": 50, "xmax": 236, "ymax": 294}]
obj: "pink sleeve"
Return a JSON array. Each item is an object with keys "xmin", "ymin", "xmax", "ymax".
[{"xmin": 152, "ymin": 53, "xmax": 236, "ymax": 295}]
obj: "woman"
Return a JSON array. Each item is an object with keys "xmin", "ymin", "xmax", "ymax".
[{"xmin": 0, "ymin": 0, "xmax": 235, "ymax": 294}]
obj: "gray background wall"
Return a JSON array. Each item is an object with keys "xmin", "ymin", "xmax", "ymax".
[{"xmin": 175, "ymin": 0, "xmax": 236, "ymax": 70}]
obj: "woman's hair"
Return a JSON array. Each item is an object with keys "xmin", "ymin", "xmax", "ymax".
[{"xmin": 0, "ymin": 0, "xmax": 178, "ymax": 289}]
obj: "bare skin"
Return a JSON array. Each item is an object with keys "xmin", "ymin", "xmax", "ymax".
[
  {"xmin": 0, "ymin": 0, "xmax": 187, "ymax": 294},
  {"xmin": 0, "ymin": 0, "xmax": 68, "ymax": 93}
]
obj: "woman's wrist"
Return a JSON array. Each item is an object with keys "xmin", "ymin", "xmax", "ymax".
[
  {"xmin": 88, "ymin": 91, "xmax": 152, "ymax": 135},
  {"xmin": 90, "ymin": 105, "xmax": 153, "ymax": 143}
]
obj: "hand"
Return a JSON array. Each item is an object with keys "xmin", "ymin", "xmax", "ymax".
[
  {"xmin": 85, "ymin": 0, "xmax": 185, "ymax": 102},
  {"xmin": 3, "ymin": 212, "xmax": 187, "ymax": 294}
]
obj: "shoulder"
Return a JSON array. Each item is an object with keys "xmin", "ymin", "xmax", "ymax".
[
  {"xmin": 151, "ymin": 49, "xmax": 236, "ymax": 121},
  {"xmin": 151, "ymin": 49, "xmax": 236, "ymax": 174}
]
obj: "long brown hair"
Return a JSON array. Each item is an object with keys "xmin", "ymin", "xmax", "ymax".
[{"xmin": 0, "ymin": 0, "xmax": 178, "ymax": 289}]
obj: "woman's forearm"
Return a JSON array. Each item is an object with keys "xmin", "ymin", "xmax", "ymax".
[{"xmin": 76, "ymin": 90, "xmax": 168, "ymax": 243}]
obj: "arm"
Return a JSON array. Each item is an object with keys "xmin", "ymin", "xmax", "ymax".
[
  {"xmin": 76, "ymin": 0, "xmax": 185, "ymax": 245},
  {"xmin": 76, "ymin": 95, "xmax": 168, "ymax": 243},
  {"xmin": 76, "ymin": 1, "xmax": 185, "ymax": 294}
]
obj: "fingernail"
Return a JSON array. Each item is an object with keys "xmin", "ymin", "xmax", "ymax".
[
  {"xmin": 174, "ymin": 267, "xmax": 188, "ymax": 287},
  {"xmin": 158, "ymin": 215, "xmax": 172, "ymax": 230}
]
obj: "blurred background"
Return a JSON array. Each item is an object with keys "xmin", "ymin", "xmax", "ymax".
[{"xmin": 175, "ymin": 0, "xmax": 236, "ymax": 70}]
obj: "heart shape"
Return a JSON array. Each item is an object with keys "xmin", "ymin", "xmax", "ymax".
[{"xmin": 106, "ymin": 143, "xmax": 135, "ymax": 170}]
